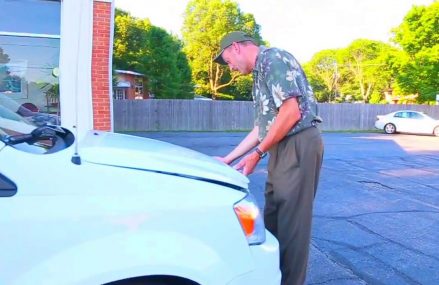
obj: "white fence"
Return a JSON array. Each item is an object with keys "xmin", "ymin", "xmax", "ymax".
[{"xmin": 113, "ymin": 99, "xmax": 439, "ymax": 132}]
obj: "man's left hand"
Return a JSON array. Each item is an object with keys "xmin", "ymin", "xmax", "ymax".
[
  {"xmin": 213, "ymin": 156, "xmax": 230, "ymax": 164},
  {"xmin": 233, "ymin": 151, "xmax": 260, "ymax": 176}
]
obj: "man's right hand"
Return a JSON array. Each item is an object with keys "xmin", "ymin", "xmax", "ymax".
[{"xmin": 233, "ymin": 151, "xmax": 260, "ymax": 176}]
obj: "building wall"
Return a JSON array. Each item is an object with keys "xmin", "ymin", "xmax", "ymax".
[
  {"xmin": 92, "ymin": 0, "xmax": 113, "ymax": 131},
  {"xmin": 117, "ymin": 74, "xmax": 135, "ymax": 99},
  {"xmin": 115, "ymin": 73, "xmax": 148, "ymax": 100}
]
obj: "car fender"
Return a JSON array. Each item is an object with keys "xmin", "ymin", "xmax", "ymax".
[{"xmin": 11, "ymin": 230, "xmax": 243, "ymax": 285}]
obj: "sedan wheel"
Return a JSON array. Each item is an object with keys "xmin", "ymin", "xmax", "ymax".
[
  {"xmin": 384, "ymin": 123, "xmax": 396, "ymax": 134},
  {"xmin": 434, "ymin": 126, "xmax": 439, "ymax": 137}
]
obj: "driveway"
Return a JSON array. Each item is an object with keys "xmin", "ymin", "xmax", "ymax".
[{"xmin": 131, "ymin": 131, "xmax": 439, "ymax": 285}]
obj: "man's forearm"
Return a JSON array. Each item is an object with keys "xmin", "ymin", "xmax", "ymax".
[{"xmin": 224, "ymin": 126, "xmax": 260, "ymax": 164}]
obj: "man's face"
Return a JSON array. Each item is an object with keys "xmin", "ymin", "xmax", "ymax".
[{"xmin": 221, "ymin": 43, "xmax": 252, "ymax": 75}]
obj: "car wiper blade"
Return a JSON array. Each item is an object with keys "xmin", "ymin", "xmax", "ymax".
[
  {"xmin": 3, "ymin": 126, "xmax": 58, "ymax": 146},
  {"xmin": 45, "ymin": 124, "xmax": 66, "ymax": 134}
]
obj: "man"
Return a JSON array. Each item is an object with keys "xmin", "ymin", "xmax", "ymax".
[{"xmin": 213, "ymin": 31, "xmax": 324, "ymax": 285}]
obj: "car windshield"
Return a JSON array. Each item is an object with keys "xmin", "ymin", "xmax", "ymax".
[
  {"xmin": 0, "ymin": 98, "xmax": 68, "ymax": 155},
  {"xmin": 0, "ymin": 96, "xmax": 35, "ymax": 139},
  {"xmin": 0, "ymin": 94, "xmax": 60, "ymax": 142}
]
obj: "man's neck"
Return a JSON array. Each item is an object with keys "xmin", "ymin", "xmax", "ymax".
[{"xmin": 247, "ymin": 45, "xmax": 261, "ymax": 70}]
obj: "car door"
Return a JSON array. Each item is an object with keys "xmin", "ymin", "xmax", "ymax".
[
  {"xmin": 403, "ymin": 112, "xmax": 422, "ymax": 133},
  {"xmin": 410, "ymin": 112, "xmax": 431, "ymax": 134},
  {"xmin": 393, "ymin": 111, "xmax": 411, "ymax": 132}
]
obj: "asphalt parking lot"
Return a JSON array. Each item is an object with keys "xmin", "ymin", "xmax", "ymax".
[{"xmin": 133, "ymin": 131, "xmax": 439, "ymax": 285}]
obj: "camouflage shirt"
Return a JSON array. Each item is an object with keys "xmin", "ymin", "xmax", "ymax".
[{"xmin": 252, "ymin": 46, "xmax": 321, "ymax": 141}]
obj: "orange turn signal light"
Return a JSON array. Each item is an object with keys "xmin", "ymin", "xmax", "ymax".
[{"xmin": 234, "ymin": 203, "xmax": 259, "ymax": 237}]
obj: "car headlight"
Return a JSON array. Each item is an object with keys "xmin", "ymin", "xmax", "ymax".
[{"xmin": 233, "ymin": 193, "xmax": 266, "ymax": 245}]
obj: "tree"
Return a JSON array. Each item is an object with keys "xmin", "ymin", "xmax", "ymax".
[
  {"xmin": 338, "ymin": 39, "xmax": 395, "ymax": 103},
  {"xmin": 393, "ymin": 2, "xmax": 439, "ymax": 55},
  {"xmin": 228, "ymin": 76, "xmax": 253, "ymax": 101},
  {"xmin": 303, "ymin": 49, "xmax": 340, "ymax": 102},
  {"xmin": 304, "ymin": 41, "xmax": 396, "ymax": 103},
  {"xmin": 391, "ymin": 1, "xmax": 439, "ymax": 103},
  {"xmin": 0, "ymin": 48, "xmax": 14, "ymax": 93},
  {"xmin": 113, "ymin": 9, "xmax": 193, "ymax": 99},
  {"xmin": 304, "ymin": 2, "xmax": 438, "ymax": 104},
  {"xmin": 0, "ymin": 47, "xmax": 10, "ymax": 64},
  {"xmin": 182, "ymin": 0, "xmax": 263, "ymax": 99}
]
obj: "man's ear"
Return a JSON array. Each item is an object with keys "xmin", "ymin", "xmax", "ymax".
[{"xmin": 231, "ymin": 42, "xmax": 240, "ymax": 53}]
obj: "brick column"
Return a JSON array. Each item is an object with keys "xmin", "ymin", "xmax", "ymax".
[{"xmin": 91, "ymin": 0, "xmax": 112, "ymax": 131}]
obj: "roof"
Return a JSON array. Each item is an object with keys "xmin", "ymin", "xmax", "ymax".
[
  {"xmin": 116, "ymin": 81, "xmax": 131, "ymax": 88},
  {"xmin": 115, "ymin": 69, "xmax": 144, "ymax": 76}
]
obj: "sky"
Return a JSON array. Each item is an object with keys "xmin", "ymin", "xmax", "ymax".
[{"xmin": 114, "ymin": 0, "xmax": 435, "ymax": 63}]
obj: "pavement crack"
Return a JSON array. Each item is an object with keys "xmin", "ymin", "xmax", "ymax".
[
  {"xmin": 314, "ymin": 209, "xmax": 439, "ymax": 220},
  {"xmin": 348, "ymin": 219, "xmax": 439, "ymax": 261},
  {"xmin": 308, "ymin": 277, "xmax": 367, "ymax": 285},
  {"xmin": 313, "ymin": 237, "xmax": 423, "ymax": 285},
  {"xmin": 310, "ymin": 241, "xmax": 368, "ymax": 284},
  {"xmin": 358, "ymin": 180, "xmax": 394, "ymax": 190}
]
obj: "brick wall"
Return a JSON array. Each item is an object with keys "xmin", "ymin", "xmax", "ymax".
[{"xmin": 91, "ymin": 0, "xmax": 112, "ymax": 130}]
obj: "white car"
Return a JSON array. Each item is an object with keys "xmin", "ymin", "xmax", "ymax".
[
  {"xmin": 375, "ymin": 110, "xmax": 439, "ymax": 136},
  {"xmin": 0, "ymin": 106, "xmax": 280, "ymax": 285}
]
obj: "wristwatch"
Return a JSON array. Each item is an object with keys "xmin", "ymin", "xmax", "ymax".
[{"xmin": 255, "ymin": 147, "xmax": 267, "ymax": 159}]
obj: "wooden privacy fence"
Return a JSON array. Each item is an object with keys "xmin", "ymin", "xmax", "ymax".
[{"xmin": 113, "ymin": 99, "xmax": 439, "ymax": 132}]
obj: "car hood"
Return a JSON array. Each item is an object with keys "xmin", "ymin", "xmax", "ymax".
[{"xmin": 79, "ymin": 131, "xmax": 249, "ymax": 189}]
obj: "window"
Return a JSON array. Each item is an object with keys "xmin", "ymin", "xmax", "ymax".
[
  {"xmin": 114, "ymin": 89, "xmax": 126, "ymax": 100},
  {"xmin": 394, "ymin": 112, "xmax": 409, "ymax": 118},
  {"xmin": 0, "ymin": 0, "xmax": 61, "ymax": 35},
  {"xmin": 134, "ymin": 77, "xmax": 144, "ymax": 96},
  {"xmin": 0, "ymin": 0, "xmax": 61, "ymax": 125},
  {"xmin": 409, "ymin": 112, "xmax": 424, "ymax": 120}
]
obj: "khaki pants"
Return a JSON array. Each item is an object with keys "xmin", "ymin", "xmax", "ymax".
[{"xmin": 264, "ymin": 127, "xmax": 323, "ymax": 285}]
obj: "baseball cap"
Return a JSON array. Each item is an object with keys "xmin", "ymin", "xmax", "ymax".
[{"xmin": 213, "ymin": 31, "xmax": 257, "ymax": 65}]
